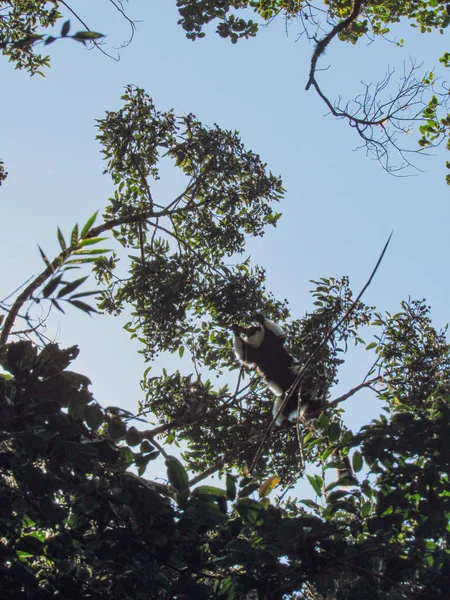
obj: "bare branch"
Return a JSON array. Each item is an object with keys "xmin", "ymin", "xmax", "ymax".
[
  {"xmin": 302, "ymin": 0, "xmax": 444, "ymax": 173},
  {"xmin": 328, "ymin": 376, "xmax": 381, "ymax": 409}
]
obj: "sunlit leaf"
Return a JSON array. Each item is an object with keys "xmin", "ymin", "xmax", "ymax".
[
  {"xmin": 258, "ymin": 475, "xmax": 280, "ymax": 498},
  {"xmin": 80, "ymin": 211, "xmax": 98, "ymax": 238},
  {"xmin": 307, "ymin": 474, "xmax": 323, "ymax": 497},
  {"xmin": 70, "ymin": 223, "xmax": 79, "ymax": 245},
  {"xmin": 57, "ymin": 227, "xmax": 66, "ymax": 251},
  {"xmin": 77, "ymin": 236, "xmax": 107, "ymax": 247}
]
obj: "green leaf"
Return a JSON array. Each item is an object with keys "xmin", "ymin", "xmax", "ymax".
[
  {"xmin": 38, "ymin": 245, "xmax": 53, "ymax": 271},
  {"xmin": 16, "ymin": 535, "xmax": 44, "ymax": 555},
  {"xmin": 226, "ymin": 473, "xmax": 237, "ymax": 501},
  {"xmin": 70, "ymin": 223, "xmax": 79, "ymax": 245},
  {"xmin": 108, "ymin": 417, "xmax": 127, "ymax": 440},
  {"xmin": 166, "ymin": 456, "xmax": 189, "ymax": 493},
  {"xmin": 57, "ymin": 276, "xmax": 89, "ymax": 298},
  {"xmin": 69, "ymin": 291, "xmax": 98, "ymax": 300},
  {"xmin": 57, "ymin": 227, "xmax": 67, "ymax": 251},
  {"xmin": 74, "ymin": 248, "xmax": 111, "ymax": 255},
  {"xmin": 66, "ymin": 257, "xmax": 100, "ymax": 264},
  {"xmin": 125, "ymin": 426, "xmax": 142, "ymax": 447},
  {"xmin": 135, "ymin": 452, "xmax": 158, "ymax": 476},
  {"xmin": 307, "ymin": 474, "xmax": 323, "ymax": 497},
  {"xmin": 68, "ymin": 300, "xmax": 98, "ymax": 314},
  {"xmin": 80, "ymin": 211, "xmax": 98, "ymax": 238},
  {"xmin": 73, "ymin": 31, "xmax": 105, "ymax": 42},
  {"xmin": 193, "ymin": 485, "xmax": 227, "ymax": 498},
  {"xmin": 300, "ymin": 499, "xmax": 320, "ymax": 510},
  {"xmin": 361, "ymin": 501, "xmax": 372, "ymax": 517},
  {"xmin": 13, "ymin": 35, "xmax": 43, "ymax": 49},
  {"xmin": 61, "ymin": 20, "xmax": 71, "ymax": 37},
  {"xmin": 42, "ymin": 275, "xmax": 62, "ymax": 298},
  {"xmin": 77, "ymin": 236, "xmax": 107, "ymax": 247},
  {"xmin": 238, "ymin": 482, "xmax": 260, "ymax": 497},
  {"xmin": 352, "ymin": 450, "xmax": 363, "ymax": 473},
  {"xmin": 366, "ymin": 342, "xmax": 377, "ymax": 350},
  {"xmin": 51, "ymin": 298, "xmax": 65, "ymax": 313},
  {"xmin": 235, "ymin": 498, "xmax": 263, "ymax": 525},
  {"xmin": 328, "ymin": 422, "xmax": 341, "ymax": 442},
  {"xmin": 84, "ymin": 403, "xmax": 104, "ymax": 430}
]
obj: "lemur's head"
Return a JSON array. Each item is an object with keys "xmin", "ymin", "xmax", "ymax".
[
  {"xmin": 232, "ymin": 314, "xmax": 266, "ymax": 348},
  {"xmin": 233, "ymin": 313, "xmax": 288, "ymax": 351}
]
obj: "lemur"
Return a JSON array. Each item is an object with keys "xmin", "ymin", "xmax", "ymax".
[
  {"xmin": 233, "ymin": 314, "xmax": 356, "ymax": 488},
  {"xmin": 232, "ymin": 314, "xmax": 317, "ymax": 424}
]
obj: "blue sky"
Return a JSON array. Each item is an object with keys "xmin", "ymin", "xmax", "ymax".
[{"xmin": 1, "ymin": 3, "xmax": 448, "ymax": 484}]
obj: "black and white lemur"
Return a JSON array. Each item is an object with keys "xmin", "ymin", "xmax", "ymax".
[
  {"xmin": 233, "ymin": 314, "xmax": 356, "ymax": 488},
  {"xmin": 232, "ymin": 314, "xmax": 323, "ymax": 424}
]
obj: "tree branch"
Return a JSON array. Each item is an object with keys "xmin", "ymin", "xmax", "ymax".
[
  {"xmin": 306, "ymin": 0, "xmax": 364, "ymax": 91},
  {"xmin": 58, "ymin": 0, "xmax": 119, "ymax": 61},
  {"xmin": 0, "ymin": 210, "xmax": 154, "ymax": 347}
]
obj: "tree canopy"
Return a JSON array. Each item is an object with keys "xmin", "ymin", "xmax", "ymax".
[
  {"xmin": 176, "ymin": 0, "xmax": 449, "ymax": 178},
  {"xmin": 2, "ymin": 81, "xmax": 450, "ymax": 597},
  {"xmin": 2, "ymin": 1, "xmax": 447, "ymax": 178},
  {"xmin": 1, "ymin": 2, "xmax": 449, "ymax": 599}
]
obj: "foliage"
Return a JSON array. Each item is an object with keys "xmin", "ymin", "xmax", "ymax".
[
  {"xmin": 0, "ymin": 2, "xmax": 104, "ymax": 75},
  {"xmin": 0, "ymin": 212, "xmax": 109, "ymax": 347},
  {"xmin": 175, "ymin": 0, "xmax": 450, "ymax": 179},
  {"xmin": 1, "ymin": 310, "xmax": 450, "ymax": 597},
  {"xmin": 1, "ymin": 2, "xmax": 448, "ymax": 176},
  {"xmin": 176, "ymin": 0, "xmax": 450, "ymax": 42},
  {"xmin": 94, "ymin": 85, "xmax": 284, "ymax": 359},
  {"xmin": 372, "ymin": 298, "xmax": 450, "ymax": 408},
  {"xmin": 0, "ymin": 0, "xmax": 60, "ymax": 74},
  {"xmin": 1, "ymin": 70, "xmax": 450, "ymax": 599}
]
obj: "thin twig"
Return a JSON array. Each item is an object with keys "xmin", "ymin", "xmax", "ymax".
[
  {"xmin": 327, "ymin": 376, "xmax": 381, "ymax": 409},
  {"xmin": 58, "ymin": 0, "xmax": 119, "ymax": 61}
]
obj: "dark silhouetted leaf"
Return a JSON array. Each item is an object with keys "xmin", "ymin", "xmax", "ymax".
[{"xmin": 61, "ymin": 20, "xmax": 70, "ymax": 37}]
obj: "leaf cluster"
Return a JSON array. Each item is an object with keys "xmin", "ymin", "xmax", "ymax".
[
  {"xmin": 95, "ymin": 86, "xmax": 284, "ymax": 359},
  {"xmin": 176, "ymin": 0, "xmax": 450, "ymax": 41},
  {"xmin": 372, "ymin": 298, "xmax": 450, "ymax": 408},
  {"xmin": 2, "ymin": 339, "xmax": 450, "ymax": 599},
  {"xmin": 140, "ymin": 277, "xmax": 373, "ymax": 486},
  {"xmin": 174, "ymin": 1, "xmax": 450, "ymax": 180},
  {"xmin": 0, "ymin": 7, "xmax": 104, "ymax": 75}
]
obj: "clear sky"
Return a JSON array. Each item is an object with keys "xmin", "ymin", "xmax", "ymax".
[{"xmin": 1, "ymin": 2, "xmax": 448, "ymax": 483}]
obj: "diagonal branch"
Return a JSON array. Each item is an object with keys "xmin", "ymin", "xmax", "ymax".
[{"xmin": 306, "ymin": 0, "xmax": 364, "ymax": 91}]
